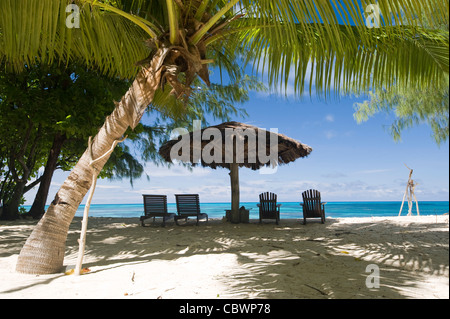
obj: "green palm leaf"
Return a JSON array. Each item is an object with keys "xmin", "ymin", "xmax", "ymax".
[
  {"xmin": 1, "ymin": 0, "xmax": 448, "ymax": 95},
  {"xmin": 0, "ymin": 0, "xmax": 151, "ymax": 78}
]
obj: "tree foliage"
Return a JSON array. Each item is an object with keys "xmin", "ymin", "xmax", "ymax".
[
  {"xmin": 353, "ymin": 76, "xmax": 449, "ymax": 145},
  {"xmin": 1, "ymin": 0, "xmax": 448, "ymax": 96},
  {"xmin": 0, "ymin": 62, "xmax": 130, "ymax": 218},
  {"xmin": 353, "ymin": 12, "xmax": 449, "ymax": 145}
]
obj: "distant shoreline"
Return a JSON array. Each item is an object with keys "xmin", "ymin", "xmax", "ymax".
[
  {"xmin": 19, "ymin": 201, "xmax": 449, "ymax": 219},
  {"xmin": 25, "ymin": 200, "xmax": 449, "ymax": 205}
]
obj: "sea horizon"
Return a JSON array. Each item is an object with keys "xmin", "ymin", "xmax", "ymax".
[{"xmin": 24, "ymin": 200, "xmax": 449, "ymax": 220}]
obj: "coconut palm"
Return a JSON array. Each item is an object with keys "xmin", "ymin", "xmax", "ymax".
[{"xmin": 1, "ymin": 0, "xmax": 447, "ymax": 274}]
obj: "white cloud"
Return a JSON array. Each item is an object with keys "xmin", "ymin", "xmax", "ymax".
[
  {"xmin": 127, "ymin": 184, "xmax": 231, "ymax": 203},
  {"xmin": 145, "ymin": 164, "xmax": 211, "ymax": 177},
  {"xmin": 354, "ymin": 169, "xmax": 392, "ymax": 174},
  {"xmin": 95, "ymin": 185, "xmax": 123, "ymax": 189},
  {"xmin": 321, "ymin": 172, "xmax": 347, "ymax": 178},
  {"xmin": 324, "ymin": 130, "xmax": 336, "ymax": 139},
  {"xmin": 325, "ymin": 114, "xmax": 335, "ymax": 122}
]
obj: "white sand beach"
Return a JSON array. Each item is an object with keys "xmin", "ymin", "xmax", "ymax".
[{"xmin": 0, "ymin": 215, "xmax": 448, "ymax": 299}]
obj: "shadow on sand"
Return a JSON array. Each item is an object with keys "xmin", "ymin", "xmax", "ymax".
[{"xmin": 1, "ymin": 216, "xmax": 448, "ymax": 298}]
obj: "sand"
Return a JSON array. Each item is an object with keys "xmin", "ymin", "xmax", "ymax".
[{"xmin": 0, "ymin": 215, "xmax": 448, "ymax": 299}]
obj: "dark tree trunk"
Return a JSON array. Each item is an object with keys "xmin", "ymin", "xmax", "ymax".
[
  {"xmin": 28, "ymin": 133, "xmax": 66, "ymax": 219},
  {"xmin": 1, "ymin": 124, "xmax": 42, "ymax": 220}
]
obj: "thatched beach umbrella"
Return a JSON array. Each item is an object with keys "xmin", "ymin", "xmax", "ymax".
[{"xmin": 159, "ymin": 121, "xmax": 312, "ymax": 223}]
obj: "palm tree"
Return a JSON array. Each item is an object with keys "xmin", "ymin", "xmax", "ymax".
[{"xmin": 1, "ymin": 0, "xmax": 447, "ymax": 274}]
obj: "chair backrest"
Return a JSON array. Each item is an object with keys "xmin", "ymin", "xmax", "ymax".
[
  {"xmin": 175, "ymin": 194, "xmax": 201, "ymax": 216},
  {"xmin": 143, "ymin": 195, "xmax": 168, "ymax": 217},
  {"xmin": 259, "ymin": 192, "xmax": 277, "ymax": 212},
  {"xmin": 302, "ymin": 189, "xmax": 322, "ymax": 215}
]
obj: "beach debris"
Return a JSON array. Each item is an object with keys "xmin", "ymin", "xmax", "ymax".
[
  {"xmin": 334, "ymin": 231, "xmax": 353, "ymax": 237},
  {"xmin": 306, "ymin": 238, "xmax": 325, "ymax": 242},
  {"xmin": 270, "ymin": 244, "xmax": 284, "ymax": 249},
  {"xmin": 65, "ymin": 267, "xmax": 91, "ymax": 275},
  {"xmin": 304, "ymin": 284, "xmax": 328, "ymax": 296},
  {"xmin": 65, "ymin": 269, "xmax": 74, "ymax": 275},
  {"xmin": 338, "ymin": 250, "xmax": 363, "ymax": 261}
]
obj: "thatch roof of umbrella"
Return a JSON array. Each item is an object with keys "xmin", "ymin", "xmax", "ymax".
[
  {"xmin": 159, "ymin": 121, "xmax": 312, "ymax": 223},
  {"xmin": 158, "ymin": 121, "xmax": 312, "ymax": 169}
]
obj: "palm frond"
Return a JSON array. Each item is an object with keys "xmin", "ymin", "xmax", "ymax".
[
  {"xmin": 1, "ymin": 0, "xmax": 448, "ymax": 97},
  {"xmin": 85, "ymin": 0, "xmax": 159, "ymax": 39},
  {"xmin": 166, "ymin": 0, "xmax": 179, "ymax": 45},
  {"xmin": 230, "ymin": 0, "xmax": 449, "ymax": 97},
  {"xmin": 0, "ymin": 0, "xmax": 154, "ymax": 78}
]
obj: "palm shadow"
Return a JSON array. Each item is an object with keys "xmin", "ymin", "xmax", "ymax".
[
  {"xmin": 1, "ymin": 216, "xmax": 448, "ymax": 298},
  {"xmin": 66, "ymin": 217, "xmax": 449, "ymax": 298}
]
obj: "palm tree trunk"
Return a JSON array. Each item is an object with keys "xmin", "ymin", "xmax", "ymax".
[{"xmin": 16, "ymin": 48, "xmax": 168, "ymax": 274}]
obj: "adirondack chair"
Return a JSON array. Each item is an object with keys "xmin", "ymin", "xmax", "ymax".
[
  {"xmin": 257, "ymin": 192, "xmax": 281, "ymax": 224},
  {"xmin": 140, "ymin": 195, "xmax": 175, "ymax": 227},
  {"xmin": 301, "ymin": 189, "xmax": 326, "ymax": 224},
  {"xmin": 175, "ymin": 194, "xmax": 208, "ymax": 226}
]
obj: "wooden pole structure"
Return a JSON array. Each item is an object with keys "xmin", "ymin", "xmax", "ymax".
[
  {"xmin": 412, "ymin": 182, "xmax": 420, "ymax": 216},
  {"xmin": 398, "ymin": 164, "xmax": 420, "ymax": 216},
  {"xmin": 74, "ymin": 135, "xmax": 126, "ymax": 275},
  {"xmin": 398, "ymin": 185, "xmax": 408, "ymax": 216},
  {"xmin": 407, "ymin": 180, "xmax": 413, "ymax": 216}
]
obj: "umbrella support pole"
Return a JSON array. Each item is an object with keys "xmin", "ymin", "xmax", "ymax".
[{"xmin": 229, "ymin": 162, "xmax": 240, "ymax": 223}]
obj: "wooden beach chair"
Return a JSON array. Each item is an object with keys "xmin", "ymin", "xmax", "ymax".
[
  {"xmin": 140, "ymin": 195, "xmax": 175, "ymax": 227},
  {"xmin": 301, "ymin": 189, "xmax": 326, "ymax": 224},
  {"xmin": 257, "ymin": 192, "xmax": 281, "ymax": 224},
  {"xmin": 175, "ymin": 194, "xmax": 208, "ymax": 226}
]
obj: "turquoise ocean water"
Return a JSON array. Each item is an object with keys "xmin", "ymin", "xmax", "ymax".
[{"xmin": 31, "ymin": 201, "xmax": 448, "ymax": 219}]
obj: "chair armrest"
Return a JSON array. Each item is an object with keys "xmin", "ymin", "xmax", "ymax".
[
  {"xmin": 277, "ymin": 204, "xmax": 282, "ymax": 207},
  {"xmin": 322, "ymin": 202, "xmax": 327, "ymax": 205},
  {"xmin": 300, "ymin": 203, "xmax": 304, "ymax": 206},
  {"xmin": 257, "ymin": 204, "xmax": 260, "ymax": 207}
]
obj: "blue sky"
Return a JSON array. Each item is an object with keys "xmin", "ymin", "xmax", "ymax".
[{"xmin": 23, "ymin": 69, "xmax": 449, "ymax": 205}]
